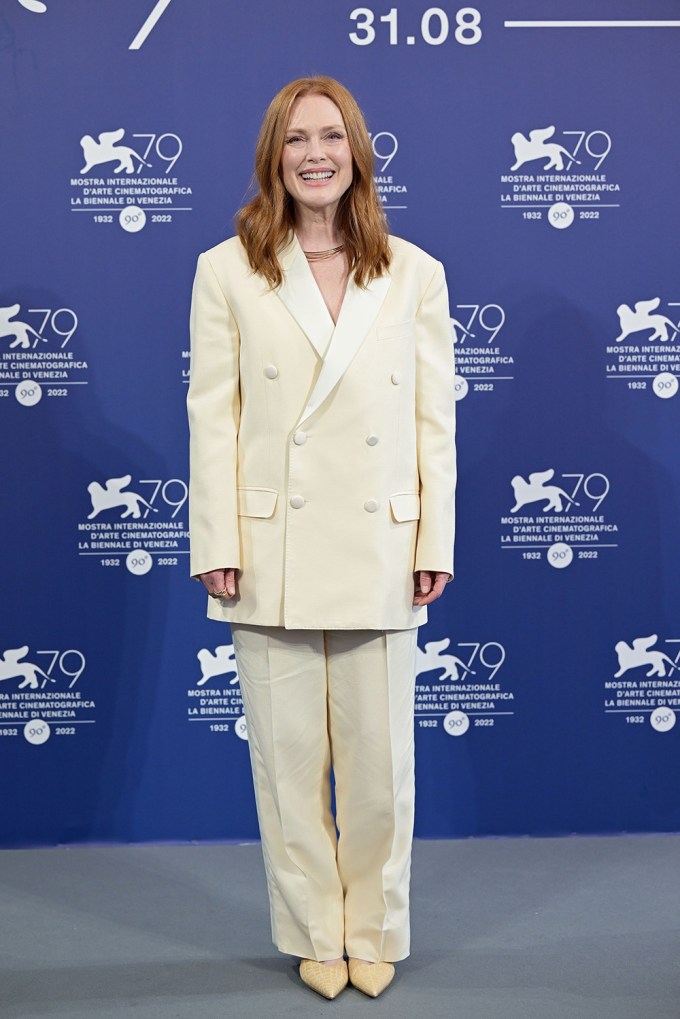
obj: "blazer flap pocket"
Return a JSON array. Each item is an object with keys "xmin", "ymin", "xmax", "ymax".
[
  {"xmin": 237, "ymin": 487, "xmax": 278, "ymax": 518},
  {"xmin": 377, "ymin": 319, "xmax": 416, "ymax": 341},
  {"xmin": 389, "ymin": 491, "xmax": 421, "ymax": 522}
]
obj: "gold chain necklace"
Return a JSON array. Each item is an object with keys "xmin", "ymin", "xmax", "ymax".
[{"xmin": 303, "ymin": 243, "xmax": 345, "ymax": 262}]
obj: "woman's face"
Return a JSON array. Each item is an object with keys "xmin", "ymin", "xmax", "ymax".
[{"xmin": 280, "ymin": 94, "xmax": 354, "ymax": 218}]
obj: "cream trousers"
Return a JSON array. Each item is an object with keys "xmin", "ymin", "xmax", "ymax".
[{"xmin": 230, "ymin": 624, "xmax": 419, "ymax": 963}]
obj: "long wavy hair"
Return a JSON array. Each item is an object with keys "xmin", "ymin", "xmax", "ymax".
[{"xmin": 236, "ymin": 76, "xmax": 391, "ymax": 289}]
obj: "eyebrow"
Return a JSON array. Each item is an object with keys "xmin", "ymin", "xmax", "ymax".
[{"xmin": 284, "ymin": 124, "xmax": 345, "ymax": 135}]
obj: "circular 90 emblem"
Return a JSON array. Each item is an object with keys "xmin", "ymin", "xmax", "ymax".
[
  {"xmin": 548, "ymin": 202, "xmax": 574, "ymax": 230},
  {"xmin": 653, "ymin": 373, "xmax": 678, "ymax": 400},
  {"xmin": 15, "ymin": 381, "xmax": 43, "ymax": 407},
  {"xmin": 548, "ymin": 542, "xmax": 573, "ymax": 569},
  {"xmin": 24, "ymin": 719, "xmax": 51, "ymax": 745},
  {"xmin": 443, "ymin": 710, "xmax": 470, "ymax": 736},
  {"xmin": 126, "ymin": 549, "xmax": 153, "ymax": 575},
  {"xmin": 453, "ymin": 375, "xmax": 469, "ymax": 401},
  {"xmin": 650, "ymin": 707, "xmax": 676, "ymax": 733},
  {"xmin": 119, "ymin": 205, "xmax": 147, "ymax": 233}
]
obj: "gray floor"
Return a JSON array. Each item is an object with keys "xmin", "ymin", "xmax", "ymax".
[{"xmin": 1, "ymin": 835, "xmax": 679, "ymax": 1018}]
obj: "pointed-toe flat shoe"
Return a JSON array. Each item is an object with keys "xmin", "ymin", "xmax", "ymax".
[
  {"xmin": 299, "ymin": 958, "xmax": 349, "ymax": 999},
  {"xmin": 348, "ymin": 959, "xmax": 395, "ymax": 997}
]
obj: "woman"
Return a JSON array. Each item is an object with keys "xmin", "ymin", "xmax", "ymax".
[{"xmin": 187, "ymin": 76, "xmax": 456, "ymax": 999}]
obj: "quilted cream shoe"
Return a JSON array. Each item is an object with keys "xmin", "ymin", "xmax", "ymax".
[
  {"xmin": 299, "ymin": 958, "xmax": 348, "ymax": 999},
  {"xmin": 348, "ymin": 959, "xmax": 395, "ymax": 997}
]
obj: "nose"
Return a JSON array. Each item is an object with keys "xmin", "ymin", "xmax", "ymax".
[{"xmin": 306, "ymin": 135, "xmax": 326, "ymax": 162}]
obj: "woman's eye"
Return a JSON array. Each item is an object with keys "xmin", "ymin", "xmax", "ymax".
[{"xmin": 286, "ymin": 136, "xmax": 303, "ymax": 144}]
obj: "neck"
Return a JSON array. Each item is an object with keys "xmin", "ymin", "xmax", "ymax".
[{"xmin": 293, "ymin": 203, "xmax": 342, "ymax": 251}]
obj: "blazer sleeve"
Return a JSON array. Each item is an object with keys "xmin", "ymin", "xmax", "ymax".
[
  {"xmin": 413, "ymin": 260, "xmax": 457, "ymax": 580},
  {"xmin": 186, "ymin": 251, "xmax": 241, "ymax": 578}
]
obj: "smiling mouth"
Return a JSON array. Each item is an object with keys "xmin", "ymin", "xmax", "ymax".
[{"xmin": 300, "ymin": 170, "xmax": 335, "ymax": 182}]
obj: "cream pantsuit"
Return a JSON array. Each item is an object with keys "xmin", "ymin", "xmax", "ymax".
[
  {"xmin": 187, "ymin": 230, "xmax": 456, "ymax": 963},
  {"xmin": 231, "ymin": 623, "xmax": 418, "ymax": 962}
]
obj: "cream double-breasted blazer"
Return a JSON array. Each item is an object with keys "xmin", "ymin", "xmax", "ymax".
[{"xmin": 187, "ymin": 230, "xmax": 456, "ymax": 630}]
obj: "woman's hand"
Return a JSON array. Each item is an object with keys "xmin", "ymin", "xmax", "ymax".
[
  {"xmin": 413, "ymin": 570, "xmax": 451, "ymax": 606},
  {"xmin": 198, "ymin": 568, "xmax": 240, "ymax": 599}
]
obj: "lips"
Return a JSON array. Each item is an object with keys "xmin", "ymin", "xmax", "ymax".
[{"xmin": 300, "ymin": 170, "xmax": 335, "ymax": 183}]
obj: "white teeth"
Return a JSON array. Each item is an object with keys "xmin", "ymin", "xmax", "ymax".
[{"xmin": 301, "ymin": 171, "xmax": 334, "ymax": 181}]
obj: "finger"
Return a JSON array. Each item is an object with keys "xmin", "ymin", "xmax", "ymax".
[
  {"xmin": 413, "ymin": 572, "xmax": 424, "ymax": 603},
  {"xmin": 204, "ymin": 568, "xmax": 227, "ymax": 597},
  {"xmin": 412, "ymin": 573, "xmax": 447, "ymax": 605},
  {"xmin": 210, "ymin": 570, "xmax": 224, "ymax": 594}
]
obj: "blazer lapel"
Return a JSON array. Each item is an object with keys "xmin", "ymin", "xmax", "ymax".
[
  {"xmin": 276, "ymin": 233, "xmax": 334, "ymax": 359},
  {"xmin": 296, "ymin": 272, "xmax": 390, "ymax": 428},
  {"xmin": 276, "ymin": 232, "xmax": 392, "ymax": 429}
]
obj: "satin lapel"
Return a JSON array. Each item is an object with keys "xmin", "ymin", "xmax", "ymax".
[
  {"xmin": 295, "ymin": 270, "xmax": 391, "ymax": 429},
  {"xmin": 276, "ymin": 235, "xmax": 334, "ymax": 359}
]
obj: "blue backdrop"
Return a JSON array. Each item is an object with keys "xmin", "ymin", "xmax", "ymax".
[{"xmin": 2, "ymin": 0, "xmax": 679, "ymax": 847}]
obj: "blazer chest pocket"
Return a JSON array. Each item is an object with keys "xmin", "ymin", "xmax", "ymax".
[
  {"xmin": 377, "ymin": 319, "xmax": 416, "ymax": 342},
  {"xmin": 237, "ymin": 487, "xmax": 278, "ymax": 518},
  {"xmin": 389, "ymin": 491, "xmax": 420, "ymax": 522}
]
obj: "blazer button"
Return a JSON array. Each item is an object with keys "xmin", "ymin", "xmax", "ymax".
[
  {"xmin": 364, "ymin": 499, "xmax": 379, "ymax": 512},
  {"xmin": 264, "ymin": 364, "xmax": 278, "ymax": 379},
  {"xmin": 290, "ymin": 494, "xmax": 305, "ymax": 509},
  {"xmin": 366, "ymin": 434, "xmax": 379, "ymax": 445},
  {"xmin": 293, "ymin": 430, "xmax": 307, "ymax": 445},
  {"xmin": 391, "ymin": 371, "xmax": 402, "ymax": 385}
]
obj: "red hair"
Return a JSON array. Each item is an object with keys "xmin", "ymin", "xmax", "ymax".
[{"xmin": 236, "ymin": 76, "xmax": 391, "ymax": 288}]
